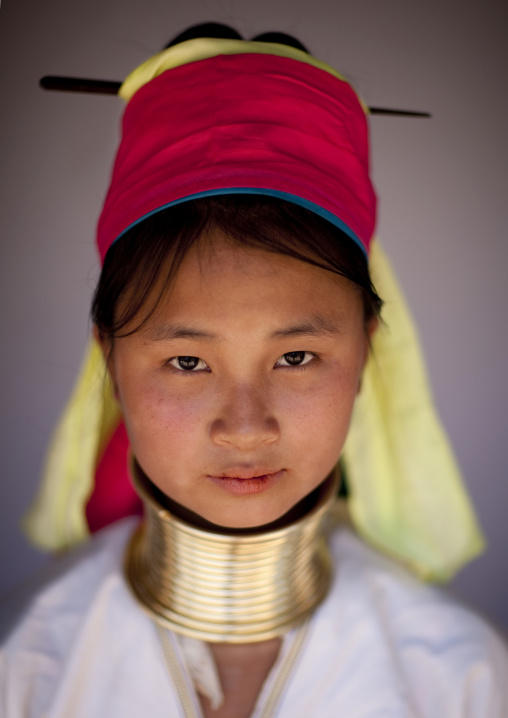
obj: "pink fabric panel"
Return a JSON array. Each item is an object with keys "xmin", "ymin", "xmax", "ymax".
[{"xmin": 85, "ymin": 421, "xmax": 142, "ymax": 533}]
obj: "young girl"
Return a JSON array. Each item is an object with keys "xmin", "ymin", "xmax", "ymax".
[{"xmin": 2, "ymin": 25, "xmax": 508, "ymax": 718}]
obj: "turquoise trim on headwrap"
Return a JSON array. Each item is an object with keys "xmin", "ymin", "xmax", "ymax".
[{"xmin": 114, "ymin": 188, "xmax": 368, "ymax": 259}]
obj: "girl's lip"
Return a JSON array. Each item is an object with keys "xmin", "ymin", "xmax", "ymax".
[
  {"xmin": 207, "ymin": 469, "xmax": 285, "ymax": 496},
  {"xmin": 211, "ymin": 467, "xmax": 282, "ymax": 480}
]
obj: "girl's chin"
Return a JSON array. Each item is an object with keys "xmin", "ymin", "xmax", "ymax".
[
  {"xmin": 156, "ymin": 491, "xmax": 294, "ymax": 532},
  {"xmin": 162, "ymin": 483, "xmax": 329, "ymax": 533},
  {"xmin": 137, "ymin": 461, "xmax": 333, "ymax": 532}
]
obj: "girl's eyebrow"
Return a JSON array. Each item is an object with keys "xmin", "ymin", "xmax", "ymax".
[
  {"xmin": 270, "ymin": 316, "xmax": 345, "ymax": 338},
  {"xmin": 145, "ymin": 316, "xmax": 344, "ymax": 343},
  {"xmin": 144, "ymin": 324, "xmax": 219, "ymax": 342}
]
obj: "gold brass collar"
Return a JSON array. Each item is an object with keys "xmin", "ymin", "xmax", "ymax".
[{"xmin": 125, "ymin": 465, "xmax": 338, "ymax": 643}]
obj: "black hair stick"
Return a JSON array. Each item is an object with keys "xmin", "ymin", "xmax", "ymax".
[
  {"xmin": 368, "ymin": 106, "xmax": 431, "ymax": 118},
  {"xmin": 40, "ymin": 76, "xmax": 121, "ymax": 95},
  {"xmin": 39, "ymin": 75, "xmax": 431, "ymax": 117}
]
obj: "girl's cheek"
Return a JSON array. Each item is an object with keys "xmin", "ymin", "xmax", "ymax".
[
  {"xmin": 124, "ymin": 376, "xmax": 211, "ymax": 440},
  {"xmin": 276, "ymin": 363, "xmax": 359, "ymax": 415}
]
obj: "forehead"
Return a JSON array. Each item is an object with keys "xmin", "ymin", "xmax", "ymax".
[{"xmin": 144, "ymin": 229, "xmax": 364, "ymax": 333}]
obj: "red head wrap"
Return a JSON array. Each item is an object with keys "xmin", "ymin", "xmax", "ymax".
[{"xmin": 97, "ymin": 50, "xmax": 376, "ymax": 263}]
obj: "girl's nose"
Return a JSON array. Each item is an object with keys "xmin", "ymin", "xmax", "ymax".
[{"xmin": 210, "ymin": 383, "xmax": 280, "ymax": 451}]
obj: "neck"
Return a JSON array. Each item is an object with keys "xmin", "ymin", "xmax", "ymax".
[{"xmin": 125, "ymin": 463, "xmax": 338, "ymax": 643}]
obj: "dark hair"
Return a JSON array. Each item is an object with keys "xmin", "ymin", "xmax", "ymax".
[
  {"xmin": 92, "ymin": 195, "xmax": 382, "ymax": 337},
  {"xmin": 164, "ymin": 22, "xmax": 309, "ymax": 53}
]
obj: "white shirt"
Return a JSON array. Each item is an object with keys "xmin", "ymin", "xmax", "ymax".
[{"xmin": 1, "ymin": 518, "xmax": 507, "ymax": 717}]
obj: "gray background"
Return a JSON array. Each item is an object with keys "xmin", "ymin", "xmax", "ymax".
[{"xmin": 1, "ymin": 0, "xmax": 507, "ymax": 630}]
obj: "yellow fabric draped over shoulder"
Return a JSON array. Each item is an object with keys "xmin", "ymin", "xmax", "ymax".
[
  {"xmin": 23, "ymin": 341, "xmax": 120, "ymax": 550},
  {"xmin": 342, "ymin": 240, "xmax": 484, "ymax": 580},
  {"xmin": 23, "ymin": 241, "xmax": 485, "ymax": 580}
]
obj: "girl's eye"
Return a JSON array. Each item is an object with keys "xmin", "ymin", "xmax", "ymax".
[
  {"xmin": 168, "ymin": 356, "xmax": 209, "ymax": 372},
  {"xmin": 275, "ymin": 351, "xmax": 314, "ymax": 368}
]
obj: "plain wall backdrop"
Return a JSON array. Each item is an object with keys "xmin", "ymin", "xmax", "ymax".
[{"xmin": 1, "ymin": 0, "xmax": 507, "ymax": 630}]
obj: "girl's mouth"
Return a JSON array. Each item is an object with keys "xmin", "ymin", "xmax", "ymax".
[{"xmin": 207, "ymin": 469, "xmax": 285, "ymax": 495}]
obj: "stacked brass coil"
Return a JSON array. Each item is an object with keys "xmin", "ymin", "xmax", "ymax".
[{"xmin": 125, "ymin": 465, "xmax": 337, "ymax": 643}]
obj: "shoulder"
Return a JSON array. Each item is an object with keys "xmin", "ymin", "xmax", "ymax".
[
  {"xmin": 1, "ymin": 518, "xmax": 137, "ymax": 646},
  {"xmin": 0, "ymin": 520, "xmax": 138, "ymax": 708},
  {"xmin": 0, "ymin": 519, "xmax": 186, "ymax": 717},
  {"xmin": 311, "ymin": 527, "xmax": 508, "ymax": 714},
  {"xmin": 329, "ymin": 526, "xmax": 507, "ymax": 648}
]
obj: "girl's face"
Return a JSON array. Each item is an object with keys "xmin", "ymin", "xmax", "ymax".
[{"xmin": 101, "ymin": 231, "xmax": 373, "ymax": 529}]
